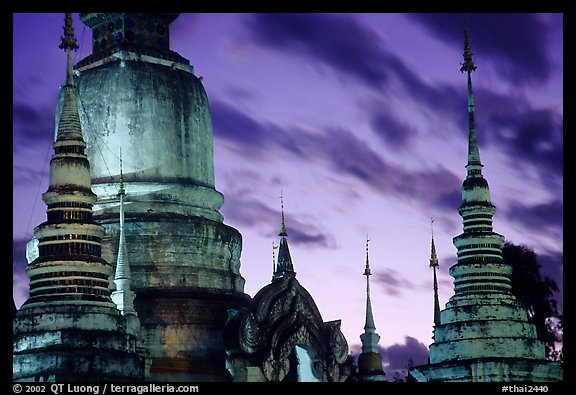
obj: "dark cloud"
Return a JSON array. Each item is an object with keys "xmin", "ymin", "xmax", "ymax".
[
  {"xmin": 368, "ymin": 108, "xmax": 418, "ymax": 149},
  {"xmin": 245, "ymin": 13, "xmax": 482, "ymax": 136},
  {"xmin": 408, "ymin": 13, "xmax": 555, "ymax": 84},
  {"xmin": 213, "ymin": 101, "xmax": 462, "ymax": 214},
  {"xmin": 381, "ymin": 336, "xmax": 429, "ymax": 379},
  {"xmin": 280, "ymin": 125, "xmax": 462, "ymax": 214},
  {"xmin": 484, "ymin": 107, "xmax": 563, "ymax": 188},
  {"xmin": 304, "ymin": 127, "xmax": 393, "ymax": 183},
  {"xmin": 211, "ymin": 100, "xmax": 271, "ymax": 146},
  {"xmin": 373, "ymin": 268, "xmax": 414, "ymax": 297},
  {"xmin": 221, "ymin": 192, "xmax": 273, "ymax": 228},
  {"xmin": 221, "ymin": 191, "xmax": 336, "ymax": 249},
  {"xmin": 245, "ymin": 13, "xmax": 399, "ymax": 90},
  {"xmin": 350, "ymin": 336, "xmax": 429, "ymax": 381},
  {"xmin": 13, "ymin": 101, "xmax": 55, "ymax": 187},
  {"xmin": 13, "ymin": 102, "xmax": 55, "ymax": 143},
  {"xmin": 502, "ymin": 199, "xmax": 563, "ymax": 239}
]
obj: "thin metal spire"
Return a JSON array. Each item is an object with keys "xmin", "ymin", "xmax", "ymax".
[
  {"xmin": 364, "ymin": 236, "xmax": 376, "ymax": 332},
  {"xmin": 59, "ymin": 13, "xmax": 79, "ymax": 87},
  {"xmin": 273, "ymin": 191, "xmax": 294, "ymax": 279},
  {"xmin": 359, "ymin": 235, "xmax": 383, "ymax": 372},
  {"xmin": 56, "ymin": 13, "xmax": 83, "ymax": 144},
  {"xmin": 430, "ymin": 218, "xmax": 441, "ymax": 329},
  {"xmin": 112, "ymin": 149, "xmax": 136, "ymax": 316},
  {"xmin": 279, "ymin": 190, "xmax": 287, "ymax": 237},
  {"xmin": 460, "ymin": 23, "xmax": 482, "ymax": 172},
  {"xmin": 460, "ymin": 22, "xmax": 477, "ymax": 74},
  {"xmin": 430, "ymin": 218, "xmax": 439, "ymax": 268}
]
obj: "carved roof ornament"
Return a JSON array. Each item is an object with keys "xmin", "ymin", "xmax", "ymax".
[{"xmin": 224, "ymin": 196, "xmax": 350, "ymax": 381}]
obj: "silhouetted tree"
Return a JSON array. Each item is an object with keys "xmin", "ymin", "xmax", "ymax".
[{"xmin": 501, "ymin": 242, "xmax": 562, "ymax": 361}]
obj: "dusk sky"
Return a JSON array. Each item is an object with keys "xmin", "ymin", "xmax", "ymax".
[{"xmin": 13, "ymin": 13, "xmax": 563, "ymax": 378}]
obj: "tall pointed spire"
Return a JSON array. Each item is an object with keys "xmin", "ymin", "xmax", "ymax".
[
  {"xmin": 56, "ymin": 13, "xmax": 83, "ymax": 145},
  {"xmin": 429, "ymin": 219, "xmax": 441, "ymax": 330},
  {"xmin": 12, "ymin": 16, "xmax": 146, "ymax": 381},
  {"xmin": 19, "ymin": 13, "xmax": 112, "ymax": 309},
  {"xmin": 112, "ymin": 149, "xmax": 137, "ymax": 316},
  {"xmin": 273, "ymin": 191, "xmax": 294, "ymax": 280},
  {"xmin": 358, "ymin": 236, "xmax": 385, "ymax": 381},
  {"xmin": 59, "ymin": 13, "xmax": 79, "ymax": 86},
  {"xmin": 279, "ymin": 190, "xmax": 287, "ymax": 237},
  {"xmin": 460, "ymin": 23, "xmax": 482, "ymax": 175},
  {"xmin": 363, "ymin": 236, "xmax": 376, "ymax": 332}
]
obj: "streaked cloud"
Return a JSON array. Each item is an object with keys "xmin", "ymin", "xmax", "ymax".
[
  {"xmin": 373, "ymin": 268, "xmax": 415, "ymax": 297},
  {"xmin": 408, "ymin": 13, "xmax": 556, "ymax": 84}
]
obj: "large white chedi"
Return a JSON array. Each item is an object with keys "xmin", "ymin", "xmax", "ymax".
[{"xmin": 409, "ymin": 28, "xmax": 562, "ymax": 382}]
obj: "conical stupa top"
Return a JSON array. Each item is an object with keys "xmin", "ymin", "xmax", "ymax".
[
  {"xmin": 112, "ymin": 150, "xmax": 137, "ymax": 316},
  {"xmin": 56, "ymin": 13, "xmax": 83, "ymax": 144},
  {"xmin": 20, "ymin": 13, "xmax": 110, "ymax": 309},
  {"xmin": 274, "ymin": 192, "xmax": 294, "ymax": 279},
  {"xmin": 460, "ymin": 24, "xmax": 482, "ymax": 171},
  {"xmin": 279, "ymin": 190, "xmax": 287, "ymax": 237},
  {"xmin": 363, "ymin": 237, "xmax": 376, "ymax": 332},
  {"xmin": 430, "ymin": 219, "xmax": 441, "ymax": 329},
  {"xmin": 430, "ymin": 219, "xmax": 439, "ymax": 268},
  {"xmin": 115, "ymin": 150, "xmax": 130, "ymax": 281},
  {"xmin": 59, "ymin": 13, "xmax": 79, "ymax": 86},
  {"xmin": 460, "ymin": 24, "xmax": 477, "ymax": 74}
]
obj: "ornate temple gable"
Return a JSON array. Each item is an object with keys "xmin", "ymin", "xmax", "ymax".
[{"xmin": 224, "ymin": 275, "xmax": 350, "ymax": 382}]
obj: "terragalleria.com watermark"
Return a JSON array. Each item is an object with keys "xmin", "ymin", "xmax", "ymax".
[{"xmin": 13, "ymin": 384, "xmax": 199, "ymax": 395}]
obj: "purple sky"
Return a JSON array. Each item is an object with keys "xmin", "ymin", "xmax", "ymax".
[{"xmin": 13, "ymin": 13, "xmax": 563, "ymax": 378}]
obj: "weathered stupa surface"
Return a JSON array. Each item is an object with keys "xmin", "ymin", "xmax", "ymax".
[{"xmin": 71, "ymin": 13, "xmax": 249, "ymax": 381}]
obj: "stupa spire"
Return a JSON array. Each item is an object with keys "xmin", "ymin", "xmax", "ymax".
[
  {"xmin": 112, "ymin": 149, "xmax": 137, "ymax": 316},
  {"xmin": 430, "ymin": 219, "xmax": 441, "ymax": 330},
  {"xmin": 279, "ymin": 190, "xmax": 287, "ymax": 237},
  {"xmin": 56, "ymin": 13, "xmax": 83, "ymax": 145},
  {"xmin": 358, "ymin": 236, "xmax": 385, "ymax": 381},
  {"xmin": 363, "ymin": 236, "xmax": 376, "ymax": 332},
  {"xmin": 273, "ymin": 191, "xmax": 294, "ymax": 280},
  {"xmin": 460, "ymin": 23, "xmax": 482, "ymax": 175},
  {"xmin": 59, "ymin": 12, "xmax": 79, "ymax": 86},
  {"xmin": 20, "ymin": 13, "xmax": 111, "ymax": 309}
]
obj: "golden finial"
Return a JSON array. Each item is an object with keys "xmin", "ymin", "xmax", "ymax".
[
  {"xmin": 364, "ymin": 235, "xmax": 371, "ymax": 276},
  {"xmin": 59, "ymin": 13, "xmax": 79, "ymax": 87},
  {"xmin": 59, "ymin": 13, "xmax": 79, "ymax": 51},
  {"xmin": 279, "ymin": 190, "xmax": 287, "ymax": 237},
  {"xmin": 430, "ymin": 218, "xmax": 439, "ymax": 268}
]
